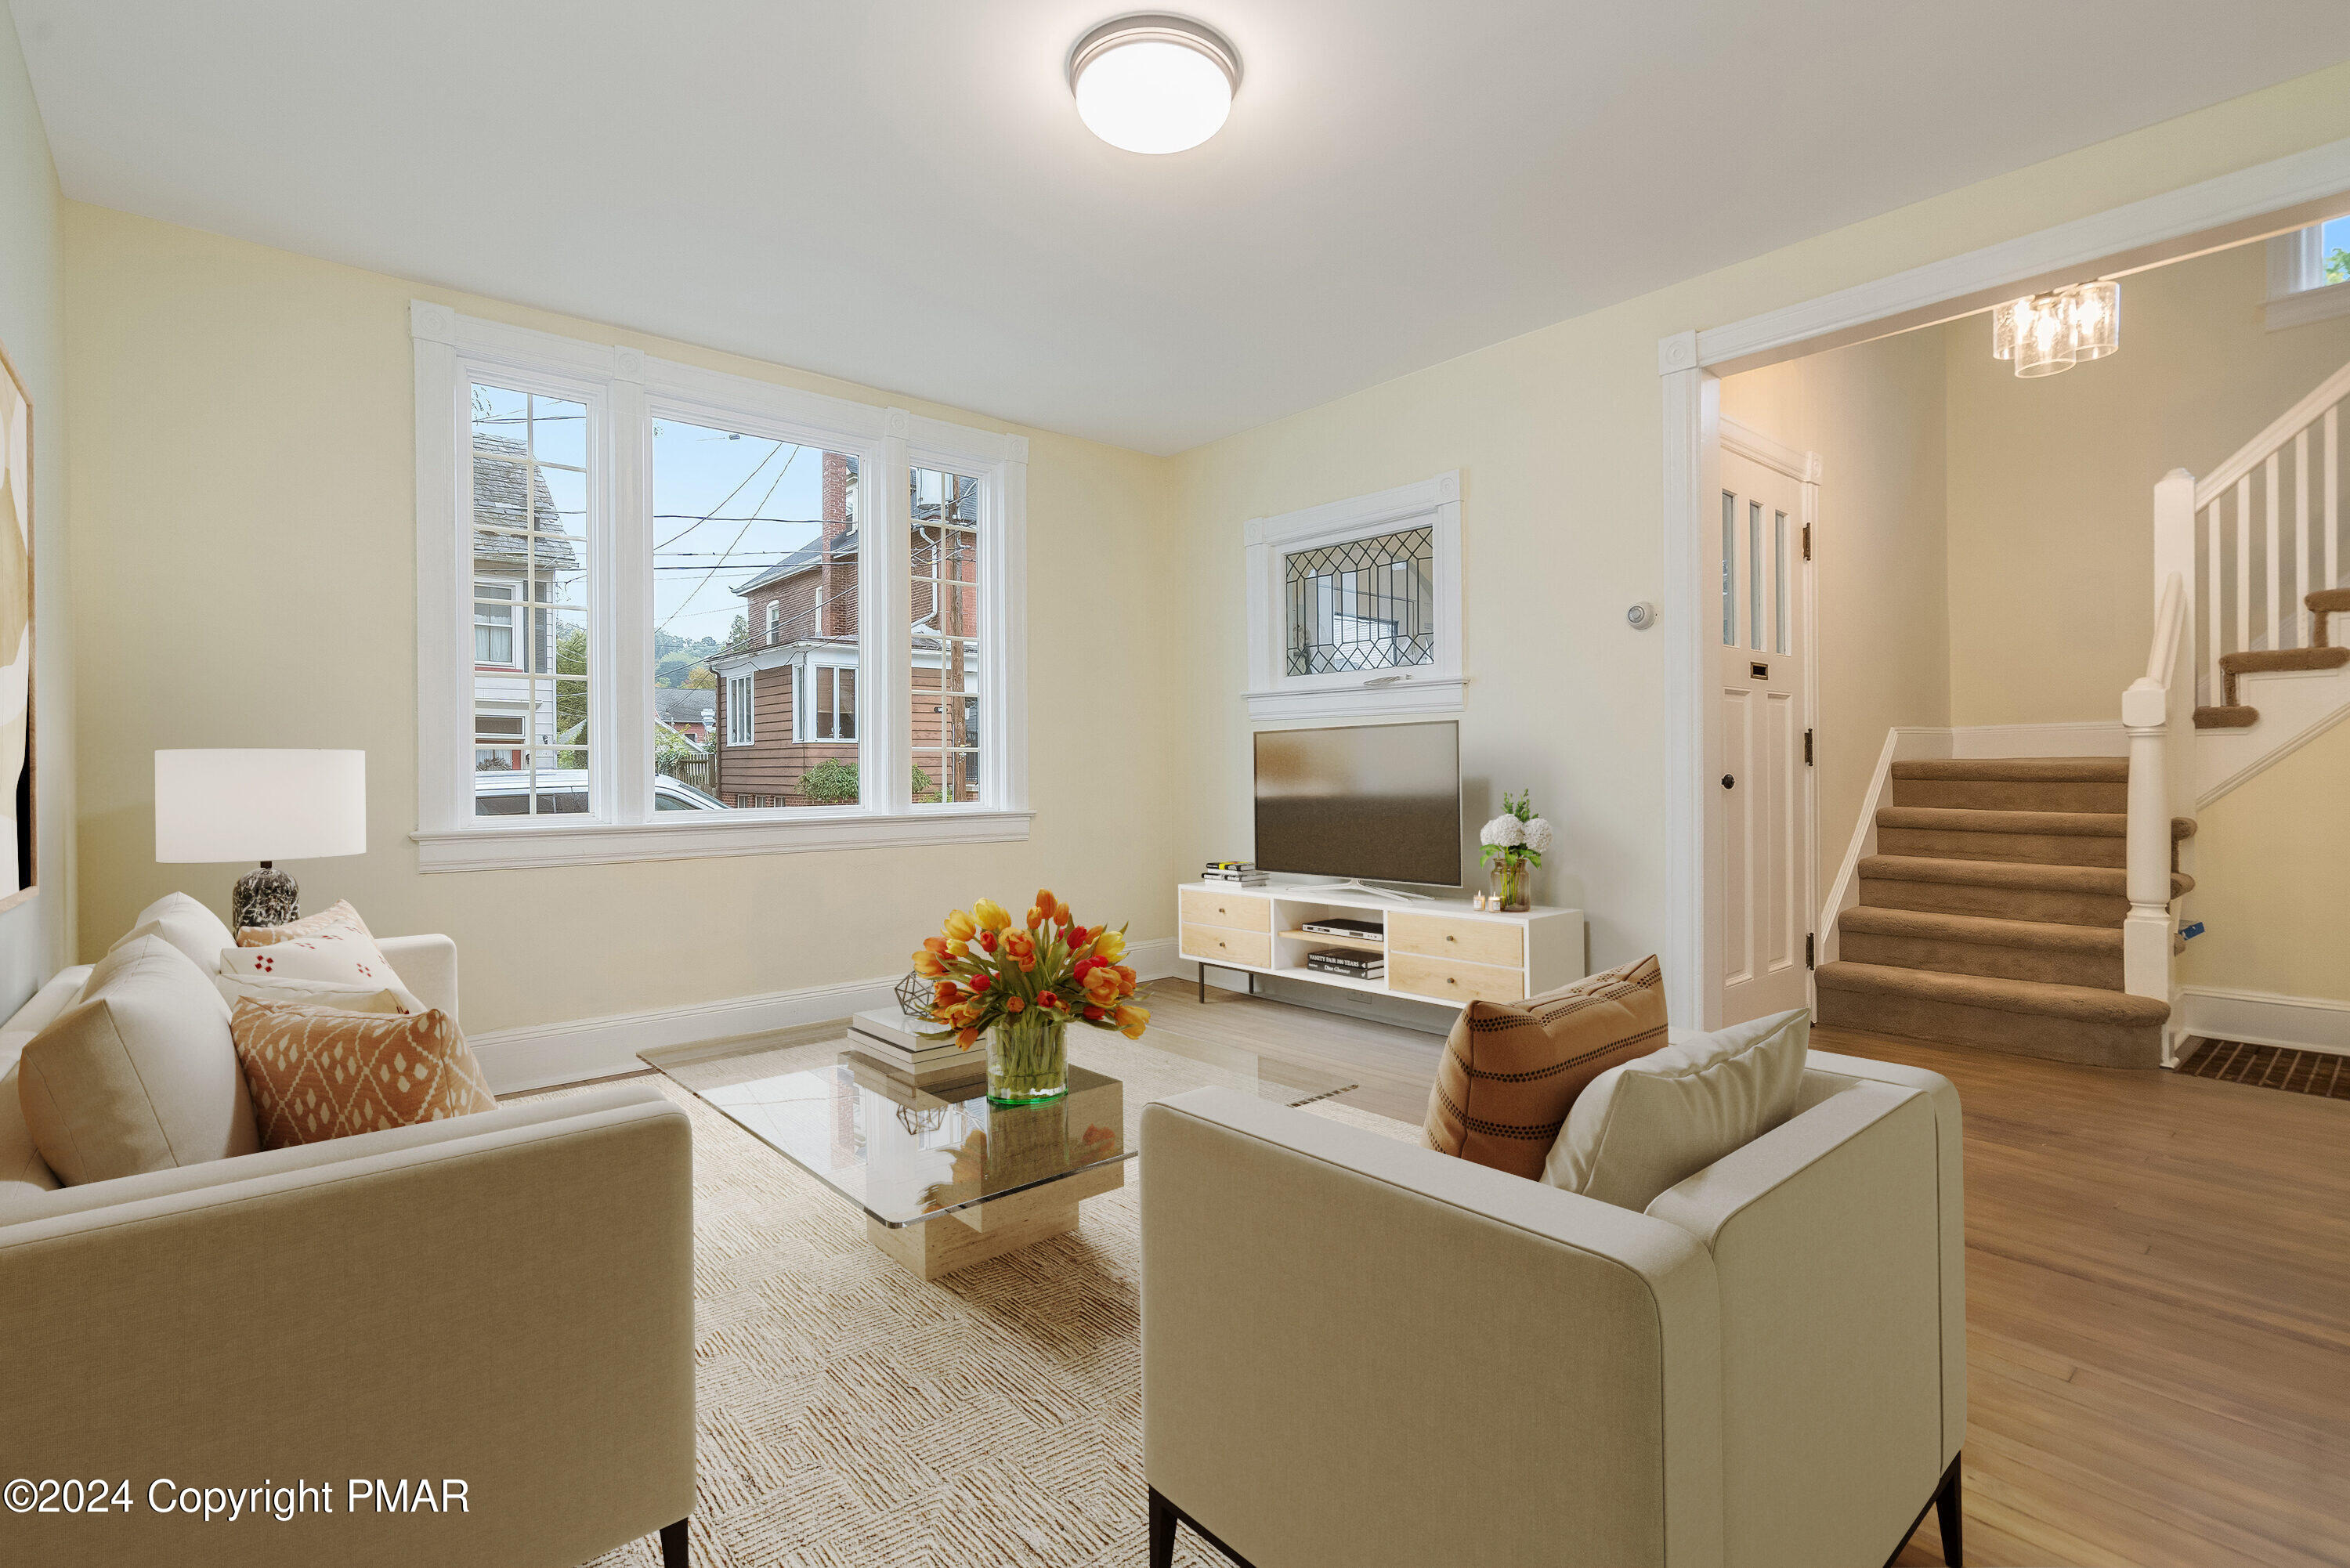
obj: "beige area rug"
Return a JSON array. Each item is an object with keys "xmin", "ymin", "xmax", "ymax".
[{"xmin": 527, "ymin": 1031, "xmax": 1419, "ymax": 1568}]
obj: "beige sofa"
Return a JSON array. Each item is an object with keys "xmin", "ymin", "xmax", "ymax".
[
  {"xmin": 0, "ymin": 934, "xmax": 698, "ymax": 1568},
  {"xmin": 1140, "ymin": 1050, "xmax": 1965, "ymax": 1568}
]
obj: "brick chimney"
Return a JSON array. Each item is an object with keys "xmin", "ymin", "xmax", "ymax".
[{"xmin": 820, "ymin": 452, "xmax": 852, "ymax": 638}]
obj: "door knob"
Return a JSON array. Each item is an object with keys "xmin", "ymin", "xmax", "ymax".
[{"xmin": 1722, "ymin": 774, "xmax": 1736, "ymax": 789}]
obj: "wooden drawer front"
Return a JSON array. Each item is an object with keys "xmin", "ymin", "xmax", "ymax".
[
  {"xmin": 1180, "ymin": 889, "xmax": 1273, "ymax": 933},
  {"xmin": 1180, "ymin": 924, "xmax": 1272, "ymax": 969},
  {"xmin": 1390, "ymin": 911, "xmax": 1524, "ymax": 969},
  {"xmin": 1390, "ymin": 951, "xmax": 1526, "ymax": 1006}
]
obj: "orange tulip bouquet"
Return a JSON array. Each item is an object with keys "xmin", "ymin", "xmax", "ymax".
[{"xmin": 913, "ymin": 889, "xmax": 1150, "ymax": 1104}]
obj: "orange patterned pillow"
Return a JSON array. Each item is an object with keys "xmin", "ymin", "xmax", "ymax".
[
  {"xmin": 1423, "ymin": 954, "xmax": 1669, "ymax": 1180},
  {"xmin": 237, "ymin": 899, "xmax": 374, "ymax": 948},
  {"xmin": 229, "ymin": 1000, "xmax": 496, "ymax": 1150}
]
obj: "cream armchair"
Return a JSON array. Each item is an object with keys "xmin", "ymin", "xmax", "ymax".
[
  {"xmin": 1140, "ymin": 1051, "xmax": 1965, "ymax": 1568},
  {"xmin": 0, "ymin": 938, "xmax": 699, "ymax": 1568}
]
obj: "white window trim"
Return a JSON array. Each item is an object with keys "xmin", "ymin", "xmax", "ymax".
[
  {"xmin": 410, "ymin": 302, "xmax": 1031, "ymax": 871},
  {"xmin": 2265, "ymin": 221, "xmax": 2350, "ymax": 331},
  {"xmin": 1242, "ymin": 470, "xmax": 1463, "ymax": 722},
  {"xmin": 725, "ymin": 671, "xmax": 754, "ymax": 746},
  {"xmin": 794, "ymin": 650, "xmax": 859, "ymax": 743}
]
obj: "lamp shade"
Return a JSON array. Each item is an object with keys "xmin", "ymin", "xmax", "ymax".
[{"xmin": 155, "ymin": 750, "xmax": 367, "ymax": 864}]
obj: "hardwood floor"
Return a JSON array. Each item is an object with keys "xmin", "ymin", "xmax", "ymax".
[{"xmin": 1140, "ymin": 981, "xmax": 2350, "ymax": 1568}]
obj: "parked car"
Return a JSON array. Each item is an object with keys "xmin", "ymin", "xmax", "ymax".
[{"xmin": 472, "ymin": 769, "xmax": 727, "ymax": 815}]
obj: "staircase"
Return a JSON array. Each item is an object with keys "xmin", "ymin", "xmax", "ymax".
[
  {"xmin": 2193, "ymin": 588, "xmax": 2350, "ymax": 727},
  {"xmin": 1817, "ymin": 758, "xmax": 2189, "ymax": 1068}
]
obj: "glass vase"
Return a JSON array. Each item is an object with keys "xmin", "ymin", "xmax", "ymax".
[
  {"xmin": 1488, "ymin": 856, "xmax": 1533, "ymax": 912},
  {"xmin": 988, "ymin": 1014, "xmax": 1071, "ymax": 1104}
]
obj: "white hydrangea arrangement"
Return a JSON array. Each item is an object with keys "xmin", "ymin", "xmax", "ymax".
[{"xmin": 1480, "ymin": 790, "xmax": 1553, "ymax": 909}]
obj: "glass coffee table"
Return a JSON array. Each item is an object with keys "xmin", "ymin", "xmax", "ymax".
[{"xmin": 687, "ymin": 1047, "xmax": 1135, "ymax": 1281}]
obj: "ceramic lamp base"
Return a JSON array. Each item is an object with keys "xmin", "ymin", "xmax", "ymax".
[{"xmin": 231, "ymin": 865, "xmax": 299, "ymax": 932}]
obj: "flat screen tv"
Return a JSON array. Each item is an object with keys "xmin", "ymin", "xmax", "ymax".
[{"xmin": 1253, "ymin": 721, "xmax": 1462, "ymax": 888}]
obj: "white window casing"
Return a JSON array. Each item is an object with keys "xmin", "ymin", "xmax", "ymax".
[
  {"xmin": 2265, "ymin": 221, "xmax": 2350, "ymax": 331},
  {"xmin": 411, "ymin": 302, "xmax": 1031, "ymax": 870},
  {"xmin": 1242, "ymin": 471, "xmax": 1463, "ymax": 722}
]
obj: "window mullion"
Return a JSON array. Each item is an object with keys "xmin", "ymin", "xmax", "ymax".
[
  {"xmin": 606, "ymin": 366, "xmax": 649, "ymax": 823},
  {"xmin": 870, "ymin": 417, "xmax": 913, "ymax": 815}
]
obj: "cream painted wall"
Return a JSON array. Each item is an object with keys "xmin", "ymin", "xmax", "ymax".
[
  {"xmin": 2179, "ymin": 719, "xmax": 2350, "ymax": 1004},
  {"xmin": 0, "ymin": 7, "xmax": 74, "ymax": 1016},
  {"xmin": 1170, "ymin": 61, "xmax": 2350, "ymax": 982},
  {"xmin": 1944, "ymin": 238, "xmax": 2350, "ymax": 725},
  {"xmin": 63, "ymin": 204, "xmax": 1184, "ymax": 1035},
  {"xmin": 1721, "ymin": 330, "xmax": 1950, "ymax": 910}
]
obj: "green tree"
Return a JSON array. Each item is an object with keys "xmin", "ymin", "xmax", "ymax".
[
  {"xmin": 2328, "ymin": 247, "xmax": 2350, "ymax": 286},
  {"xmin": 554, "ymin": 625, "xmax": 588, "ymax": 768},
  {"xmin": 795, "ymin": 760, "xmax": 935, "ymax": 805}
]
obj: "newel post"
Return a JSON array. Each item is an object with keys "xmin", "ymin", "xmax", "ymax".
[
  {"xmin": 2120, "ymin": 678, "xmax": 2174, "ymax": 1010},
  {"xmin": 2152, "ymin": 469, "xmax": 2196, "ymax": 611}
]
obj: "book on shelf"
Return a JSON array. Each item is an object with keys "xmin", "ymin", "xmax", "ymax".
[
  {"xmin": 1306, "ymin": 948, "xmax": 1384, "ymax": 977},
  {"xmin": 1202, "ymin": 871, "xmax": 1268, "ymax": 884},
  {"xmin": 1203, "ymin": 860, "xmax": 1255, "ymax": 871}
]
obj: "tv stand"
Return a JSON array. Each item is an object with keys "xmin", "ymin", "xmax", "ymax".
[
  {"xmin": 1282, "ymin": 879, "xmax": 1437, "ymax": 902},
  {"xmin": 1177, "ymin": 882, "xmax": 1584, "ymax": 1011}
]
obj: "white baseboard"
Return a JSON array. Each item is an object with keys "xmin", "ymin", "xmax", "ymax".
[
  {"xmin": 1948, "ymin": 721, "xmax": 2128, "ymax": 758},
  {"xmin": 472, "ymin": 935, "xmax": 1191, "ymax": 1095},
  {"xmin": 2175, "ymin": 985, "xmax": 2350, "ymax": 1058}
]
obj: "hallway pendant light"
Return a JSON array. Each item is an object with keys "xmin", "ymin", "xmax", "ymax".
[
  {"xmin": 1069, "ymin": 15, "xmax": 1241, "ymax": 154},
  {"xmin": 1993, "ymin": 280, "xmax": 2121, "ymax": 378}
]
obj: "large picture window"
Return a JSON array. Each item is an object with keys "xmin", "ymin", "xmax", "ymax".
[{"xmin": 411, "ymin": 304, "xmax": 1029, "ymax": 869}]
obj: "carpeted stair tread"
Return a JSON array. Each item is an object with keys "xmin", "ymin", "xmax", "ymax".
[
  {"xmin": 1836, "ymin": 905, "xmax": 2124, "ymax": 954},
  {"xmin": 2219, "ymin": 646, "xmax": 2350, "ymax": 675},
  {"xmin": 1889, "ymin": 757, "xmax": 2127, "ymax": 782},
  {"xmin": 1816, "ymin": 961, "xmax": 2171, "ymax": 1024},
  {"xmin": 1875, "ymin": 807, "xmax": 2194, "ymax": 840},
  {"xmin": 2195, "ymin": 706, "xmax": 2260, "ymax": 728},
  {"xmin": 1858, "ymin": 854, "xmax": 2193, "ymax": 898}
]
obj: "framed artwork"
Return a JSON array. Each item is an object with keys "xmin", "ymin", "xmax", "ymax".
[{"xmin": 0, "ymin": 343, "xmax": 31, "ymax": 911}]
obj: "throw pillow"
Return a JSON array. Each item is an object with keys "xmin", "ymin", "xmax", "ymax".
[
  {"xmin": 108, "ymin": 891, "xmax": 237, "ymax": 977},
  {"xmin": 213, "ymin": 972, "xmax": 409, "ymax": 1014},
  {"xmin": 237, "ymin": 899, "xmax": 374, "ymax": 948},
  {"xmin": 1545, "ymin": 1006, "xmax": 1810, "ymax": 1210},
  {"xmin": 215, "ymin": 930, "xmax": 424, "ymax": 1015},
  {"xmin": 17, "ymin": 934, "xmax": 260, "ymax": 1185},
  {"xmin": 230, "ymin": 1001, "xmax": 495, "ymax": 1150},
  {"xmin": 1422, "ymin": 954, "xmax": 1669, "ymax": 1180}
]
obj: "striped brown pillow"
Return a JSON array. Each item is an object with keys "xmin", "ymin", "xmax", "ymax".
[{"xmin": 1423, "ymin": 955, "xmax": 1669, "ymax": 1180}]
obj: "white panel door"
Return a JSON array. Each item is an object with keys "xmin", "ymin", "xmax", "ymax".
[{"xmin": 1714, "ymin": 449, "xmax": 1811, "ymax": 1023}]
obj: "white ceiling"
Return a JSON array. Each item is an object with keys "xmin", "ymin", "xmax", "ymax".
[{"xmin": 16, "ymin": 2, "xmax": 2350, "ymax": 453}]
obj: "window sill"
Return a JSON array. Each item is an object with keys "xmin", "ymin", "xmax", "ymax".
[
  {"xmin": 2265, "ymin": 279, "xmax": 2350, "ymax": 332},
  {"xmin": 412, "ymin": 807, "xmax": 1035, "ymax": 872},
  {"xmin": 1242, "ymin": 676, "xmax": 1467, "ymax": 723}
]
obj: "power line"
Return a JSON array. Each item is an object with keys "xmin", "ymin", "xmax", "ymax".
[{"xmin": 656, "ymin": 447, "xmax": 802, "ymax": 634}]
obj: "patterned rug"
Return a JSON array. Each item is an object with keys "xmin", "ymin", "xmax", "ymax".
[
  {"xmin": 524, "ymin": 1031, "xmax": 1418, "ymax": 1568},
  {"xmin": 2177, "ymin": 1037, "xmax": 2350, "ymax": 1100}
]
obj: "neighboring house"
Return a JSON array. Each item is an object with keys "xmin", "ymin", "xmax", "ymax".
[
  {"xmin": 472, "ymin": 434, "xmax": 581, "ymax": 774},
  {"xmin": 707, "ymin": 455, "xmax": 981, "ymax": 807},
  {"xmin": 653, "ymin": 687, "xmax": 714, "ymax": 745}
]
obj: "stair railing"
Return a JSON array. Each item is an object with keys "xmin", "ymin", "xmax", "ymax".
[
  {"xmin": 2157, "ymin": 357, "xmax": 2350, "ymax": 706},
  {"xmin": 2121, "ymin": 572, "xmax": 2190, "ymax": 1057}
]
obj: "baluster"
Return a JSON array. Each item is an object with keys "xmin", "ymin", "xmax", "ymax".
[
  {"xmin": 2207, "ymin": 500, "xmax": 2222, "ymax": 700},
  {"xmin": 2265, "ymin": 452, "xmax": 2281, "ymax": 655},
  {"xmin": 2297, "ymin": 429, "xmax": 2311, "ymax": 648},
  {"xmin": 2330, "ymin": 406, "xmax": 2341, "ymax": 604},
  {"xmin": 2236, "ymin": 474, "xmax": 2252, "ymax": 667}
]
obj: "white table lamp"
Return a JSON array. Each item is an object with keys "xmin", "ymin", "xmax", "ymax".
[{"xmin": 154, "ymin": 749, "xmax": 367, "ymax": 930}]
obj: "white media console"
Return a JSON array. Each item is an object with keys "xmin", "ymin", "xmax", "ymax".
[{"xmin": 1177, "ymin": 881, "xmax": 1585, "ymax": 1007}]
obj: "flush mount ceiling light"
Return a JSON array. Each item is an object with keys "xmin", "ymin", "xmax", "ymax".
[
  {"xmin": 1068, "ymin": 14, "xmax": 1241, "ymax": 154},
  {"xmin": 1990, "ymin": 280, "xmax": 2121, "ymax": 378}
]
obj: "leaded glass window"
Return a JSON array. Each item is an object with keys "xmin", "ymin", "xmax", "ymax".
[{"xmin": 1282, "ymin": 526, "xmax": 1435, "ymax": 677}]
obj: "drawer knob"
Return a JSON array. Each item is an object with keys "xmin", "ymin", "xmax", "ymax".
[
  {"xmin": 1447, "ymin": 977, "xmax": 1457, "ymax": 985},
  {"xmin": 1445, "ymin": 934, "xmax": 1456, "ymax": 942}
]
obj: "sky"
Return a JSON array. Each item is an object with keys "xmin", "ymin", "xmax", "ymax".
[{"xmin": 652, "ymin": 416, "xmax": 846, "ymax": 647}]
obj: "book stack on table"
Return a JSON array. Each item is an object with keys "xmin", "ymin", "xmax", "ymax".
[
  {"xmin": 1305, "ymin": 946, "xmax": 1385, "ymax": 981},
  {"xmin": 1202, "ymin": 860, "xmax": 1267, "ymax": 886}
]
